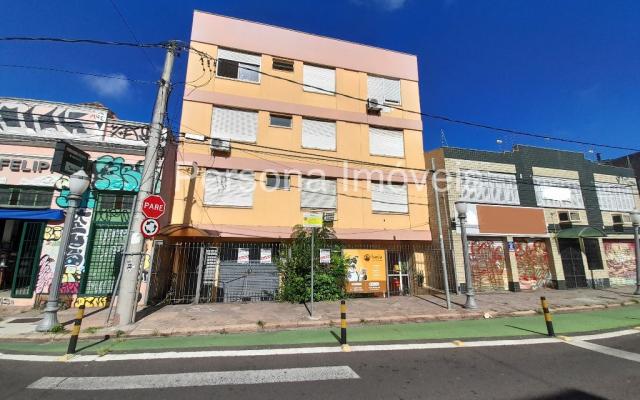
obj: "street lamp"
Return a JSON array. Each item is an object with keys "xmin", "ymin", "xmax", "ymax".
[
  {"xmin": 630, "ymin": 210, "xmax": 640, "ymax": 296},
  {"xmin": 36, "ymin": 169, "xmax": 90, "ymax": 332},
  {"xmin": 455, "ymin": 201, "xmax": 477, "ymax": 309}
]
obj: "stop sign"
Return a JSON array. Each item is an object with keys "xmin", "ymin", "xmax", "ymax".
[{"xmin": 141, "ymin": 195, "xmax": 166, "ymax": 219}]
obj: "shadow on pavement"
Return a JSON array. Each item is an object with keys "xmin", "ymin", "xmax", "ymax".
[
  {"xmin": 75, "ymin": 335, "xmax": 111, "ymax": 353},
  {"xmin": 135, "ymin": 303, "xmax": 167, "ymax": 322},
  {"xmin": 504, "ymin": 324, "xmax": 547, "ymax": 336},
  {"xmin": 522, "ymin": 389, "xmax": 607, "ymax": 399},
  {"xmin": 60, "ymin": 307, "xmax": 108, "ymax": 327}
]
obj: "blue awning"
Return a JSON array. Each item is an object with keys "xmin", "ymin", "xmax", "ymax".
[{"xmin": 0, "ymin": 209, "xmax": 65, "ymax": 221}]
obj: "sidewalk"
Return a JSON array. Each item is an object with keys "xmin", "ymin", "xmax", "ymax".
[{"xmin": 0, "ymin": 286, "xmax": 638, "ymax": 341}]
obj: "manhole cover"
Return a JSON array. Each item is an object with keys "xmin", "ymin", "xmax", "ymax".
[{"xmin": 8, "ymin": 318, "xmax": 42, "ymax": 324}]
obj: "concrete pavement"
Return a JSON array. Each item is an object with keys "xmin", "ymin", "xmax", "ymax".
[{"xmin": 0, "ymin": 286, "xmax": 637, "ymax": 341}]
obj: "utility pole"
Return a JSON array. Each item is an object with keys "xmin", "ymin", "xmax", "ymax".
[{"xmin": 114, "ymin": 42, "xmax": 176, "ymax": 326}]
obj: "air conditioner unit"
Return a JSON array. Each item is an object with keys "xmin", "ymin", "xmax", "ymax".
[
  {"xmin": 367, "ymin": 98, "xmax": 383, "ymax": 112},
  {"xmin": 211, "ymin": 138, "xmax": 231, "ymax": 152},
  {"xmin": 558, "ymin": 211, "xmax": 580, "ymax": 225},
  {"xmin": 323, "ymin": 211, "xmax": 336, "ymax": 222}
]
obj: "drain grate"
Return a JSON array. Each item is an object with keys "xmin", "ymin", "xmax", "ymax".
[{"xmin": 8, "ymin": 318, "xmax": 42, "ymax": 324}]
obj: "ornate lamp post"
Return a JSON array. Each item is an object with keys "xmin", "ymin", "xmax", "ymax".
[
  {"xmin": 36, "ymin": 169, "xmax": 90, "ymax": 332},
  {"xmin": 455, "ymin": 201, "xmax": 477, "ymax": 309},
  {"xmin": 630, "ymin": 210, "xmax": 640, "ymax": 296}
]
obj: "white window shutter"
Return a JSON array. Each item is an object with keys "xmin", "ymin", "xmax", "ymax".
[
  {"xmin": 533, "ymin": 176, "xmax": 584, "ymax": 209},
  {"xmin": 369, "ymin": 127, "xmax": 404, "ymax": 157},
  {"xmin": 458, "ymin": 170, "xmax": 520, "ymax": 206},
  {"xmin": 301, "ymin": 178, "xmax": 336, "ymax": 209},
  {"xmin": 596, "ymin": 182, "xmax": 635, "ymax": 212},
  {"xmin": 372, "ymin": 183, "xmax": 408, "ymax": 213},
  {"xmin": 211, "ymin": 107, "xmax": 258, "ymax": 143},
  {"xmin": 217, "ymin": 48, "xmax": 261, "ymax": 66},
  {"xmin": 383, "ymin": 78, "xmax": 401, "ymax": 104},
  {"xmin": 303, "ymin": 65, "xmax": 335, "ymax": 94},
  {"xmin": 204, "ymin": 170, "xmax": 255, "ymax": 207},
  {"xmin": 367, "ymin": 76, "xmax": 385, "ymax": 101},
  {"xmin": 301, "ymin": 119, "xmax": 336, "ymax": 151}
]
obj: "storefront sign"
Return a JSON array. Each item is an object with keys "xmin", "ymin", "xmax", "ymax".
[
  {"xmin": 51, "ymin": 141, "xmax": 90, "ymax": 175},
  {"xmin": 319, "ymin": 249, "xmax": 331, "ymax": 264},
  {"xmin": 343, "ymin": 249, "xmax": 387, "ymax": 294},
  {"xmin": 0, "ymin": 158, "xmax": 50, "ymax": 173},
  {"xmin": 303, "ymin": 212, "xmax": 323, "ymax": 228},
  {"xmin": 260, "ymin": 248, "xmax": 272, "ymax": 264},
  {"xmin": 237, "ymin": 248, "xmax": 250, "ymax": 264}
]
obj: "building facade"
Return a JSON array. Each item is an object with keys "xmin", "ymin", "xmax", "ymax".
[
  {"xmin": 0, "ymin": 97, "xmax": 152, "ymax": 308},
  {"xmin": 159, "ymin": 12, "xmax": 432, "ymax": 303},
  {"xmin": 425, "ymin": 145, "xmax": 639, "ymax": 293}
]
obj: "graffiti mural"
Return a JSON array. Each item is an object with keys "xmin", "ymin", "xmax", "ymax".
[
  {"xmin": 35, "ymin": 222, "xmax": 63, "ymax": 294},
  {"xmin": 106, "ymin": 122, "xmax": 149, "ymax": 142},
  {"xmin": 515, "ymin": 239, "xmax": 553, "ymax": 290},
  {"xmin": 469, "ymin": 239, "xmax": 508, "ymax": 291},
  {"xmin": 604, "ymin": 240, "xmax": 637, "ymax": 286},
  {"xmin": 0, "ymin": 99, "xmax": 107, "ymax": 137},
  {"xmin": 93, "ymin": 155, "xmax": 143, "ymax": 191},
  {"xmin": 34, "ymin": 254, "xmax": 55, "ymax": 294},
  {"xmin": 43, "ymin": 226, "xmax": 63, "ymax": 241},
  {"xmin": 60, "ymin": 209, "xmax": 93, "ymax": 294},
  {"xmin": 74, "ymin": 296, "xmax": 110, "ymax": 308}
]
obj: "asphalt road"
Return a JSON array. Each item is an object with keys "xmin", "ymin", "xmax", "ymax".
[{"xmin": 1, "ymin": 335, "xmax": 639, "ymax": 400}]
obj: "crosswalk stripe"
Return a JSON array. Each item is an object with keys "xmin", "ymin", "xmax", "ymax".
[
  {"xmin": 27, "ymin": 366, "xmax": 360, "ymax": 390},
  {"xmin": 567, "ymin": 340, "xmax": 640, "ymax": 363}
]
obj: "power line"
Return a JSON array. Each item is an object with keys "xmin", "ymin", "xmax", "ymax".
[
  {"xmin": 106, "ymin": 0, "xmax": 159, "ymax": 71},
  {"xmin": 0, "ymin": 36, "xmax": 167, "ymax": 49},
  {"xmin": 0, "ymin": 64, "xmax": 155, "ymax": 84}
]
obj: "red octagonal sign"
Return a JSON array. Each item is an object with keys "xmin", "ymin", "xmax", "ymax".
[{"xmin": 141, "ymin": 195, "xmax": 166, "ymax": 219}]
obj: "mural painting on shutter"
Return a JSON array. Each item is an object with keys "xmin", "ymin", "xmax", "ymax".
[
  {"xmin": 301, "ymin": 178, "xmax": 336, "ymax": 209},
  {"xmin": 301, "ymin": 119, "xmax": 336, "ymax": 151},
  {"xmin": 369, "ymin": 127, "xmax": 404, "ymax": 158},
  {"xmin": 515, "ymin": 239, "xmax": 553, "ymax": 290},
  {"xmin": 469, "ymin": 239, "xmax": 508, "ymax": 291},
  {"xmin": 211, "ymin": 107, "xmax": 258, "ymax": 143},
  {"xmin": 204, "ymin": 170, "xmax": 255, "ymax": 207},
  {"xmin": 604, "ymin": 240, "xmax": 637, "ymax": 286}
]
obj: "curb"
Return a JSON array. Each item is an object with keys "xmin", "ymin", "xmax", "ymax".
[{"xmin": 1, "ymin": 300, "xmax": 637, "ymax": 343}]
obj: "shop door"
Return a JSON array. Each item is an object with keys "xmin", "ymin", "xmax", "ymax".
[
  {"xmin": 387, "ymin": 250, "xmax": 410, "ymax": 296},
  {"xmin": 469, "ymin": 239, "xmax": 508, "ymax": 291},
  {"xmin": 11, "ymin": 221, "xmax": 45, "ymax": 298},
  {"xmin": 515, "ymin": 239, "xmax": 553, "ymax": 290},
  {"xmin": 80, "ymin": 226, "xmax": 127, "ymax": 295},
  {"xmin": 558, "ymin": 239, "xmax": 588, "ymax": 289}
]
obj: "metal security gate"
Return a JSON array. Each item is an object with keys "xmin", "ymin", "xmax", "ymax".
[
  {"xmin": 558, "ymin": 239, "xmax": 588, "ymax": 289},
  {"xmin": 11, "ymin": 221, "xmax": 45, "ymax": 298}
]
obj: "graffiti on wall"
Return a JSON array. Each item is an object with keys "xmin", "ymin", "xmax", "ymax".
[
  {"xmin": 43, "ymin": 226, "xmax": 62, "ymax": 241},
  {"xmin": 58, "ymin": 209, "xmax": 92, "ymax": 294},
  {"xmin": 35, "ymin": 222, "xmax": 63, "ymax": 294},
  {"xmin": 604, "ymin": 240, "xmax": 637, "ymax": 286},
  {"xmin": 515, "ymin": 240, "xmax": 553, "ymax": 290},
  {"xmin": 55, "ymin": 155, "xmax": 143, "ymax": 209},
  {"xmin": 469, "ymin": 240, "xmax": 508, "ymax": 291},
  {"xmin": 34, "ymin": 254, "xmax": 55, "ymax": 294},
  {"xmin": 106, "ymin": 123, "xmax": 149, "ymax": 143},
  {"xmin": 0, "ymin": 99, "xmax": 107, "ymax": 137},
  {"xmin": 74, "ymin": 296, "xmax": 110, "ymax": 308}
]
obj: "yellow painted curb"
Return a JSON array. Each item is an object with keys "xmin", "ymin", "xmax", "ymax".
[
  {"xmin": 634, "ymin": 326, "xmax": 640, "ymax": 331},
  {"xmin": 557, "ymin": 335, "xmax": 572, "ymax": 342},
  {"xmin": 452, "ymin": 340, "xmax": 464, "ymax": 347},
  {"xmin": 341, "ymin": 344, "xmax": 351, "ymax": 353},
  {"xmin": 57, "ymin": 354, "xmax": 73, "ymax": 362}
]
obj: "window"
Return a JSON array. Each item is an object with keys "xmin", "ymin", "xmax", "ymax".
[
  {"xmin": 458, "ymin": 170, "xmax": 520, "ymax": 205},
  {"xmin": 216, "ymin": 48, "xmax": 261, "ymax": 83},
  {"xmin": 367, "ymin": 76, "xmax": 401, "ymax": 105},
  {"xmin": 533, "ymin": 176, "xmax": 584, "ymax": 209},
  {"xmin": 369, "ymin": 127, "xmax": 404, "ymax": 158},
  {"xmin": 0, "ymin": 186, "xmax": 53, "ymax": 208},
  {"xmin": 211, "ymin": 107, "xmax": 258, "ymax": 143},
  {"xmin": 584, "ymin": 238, "xmax": 604, "ymax": 270},
  {"xmin": 269, "ymin": 114, "xmax": 292, "ymax": 128},
  {"xmin": 595, "ymin": 182, "xmax": 636, "ymax": 212},
  {"xmin": 303, "ymin": 64, "xmax": 335, "ymax": 94},
  {"xmin": 372, "ymin": 183, "xmax": 408, "ymax": 213},
  {"xmin": 302, "ymin": 119, "xmax": 336, "ymax": 151},
  {"xmin": 204, "ymin": 170, "xmax": 255, "ymax": 207},
  {"xmin": 265, "ymin": 174, "xmax": 290, "ymax": 190},
  {"xmin": 273, "ymin": 58, "xmax": 294, "ymax": 72},
  {"xmin": 301, "ymin": 177, "xmax": 336, "ymax": 209},
  {"xmin": 93, "ymin": 192, "xmax": 135, "ymax": 224}
]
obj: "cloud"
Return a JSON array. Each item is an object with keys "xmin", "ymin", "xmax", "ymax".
[
  {"xmin": 351, "ymin": 0, "xmax": 408, "ymax": 11},
  {"xmin": 82, "ymin": 73, "xmax": 131, "ymax": 98}
]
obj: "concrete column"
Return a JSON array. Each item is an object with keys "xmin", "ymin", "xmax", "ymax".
[
  {"xmin": 505, "ymin": 236, "xmax": 520, "ymax": 292},
  {"xmin": 548, "ymin": 237, "xmax": 567, "ymax": 289}
]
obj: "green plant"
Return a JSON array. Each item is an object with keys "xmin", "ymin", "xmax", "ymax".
[
  {"xmin": 277, "ymin": 225, "xmax": 348, "ymax": 303},
  {"xmin": 115, "ymin": 330, "xmax": 126, "ymax": 338},
  {"xmin": 96, "ymin": 347, "xmax": 111, "ymax": 357},
  {"xmin": 83, "ymin": 327, "xmax": 99, "ymax": 334},
  {"xmin": 257, "ymin": 320, "xmax": 266, "ymax": 329},
  {"xmin": 151, "ymin": 329, "xmax": 160, "ymax": 337},
  {"xmin": 415, "ymin": 271, "xmax": 425, "ymax": 287},
  {"xmin": 49, "ymin": 324, "xmax": 66, "ymax": 334}
]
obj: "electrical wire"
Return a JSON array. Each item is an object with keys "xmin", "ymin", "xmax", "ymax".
[
  {"xmin": 0, "ymin": 64, "xmax": 155, "ymax": 84},
  {"xmin": 106, "ymin": 0, "xmax": 159, "ymax": 71}
]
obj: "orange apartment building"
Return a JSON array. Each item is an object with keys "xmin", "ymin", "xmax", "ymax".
[{"xmin": 153, "ymin": 11, "xmax": 434, "ymax": 304}]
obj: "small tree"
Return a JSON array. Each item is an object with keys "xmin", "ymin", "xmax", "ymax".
[{"xmin": 277, "ymin": 225, "xmax": 348, "ymax": 303}]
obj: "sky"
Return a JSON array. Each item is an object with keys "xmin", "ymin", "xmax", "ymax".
[{"xmin": 1, "ymin": 0, "xmax": 639, "ymax": 160}]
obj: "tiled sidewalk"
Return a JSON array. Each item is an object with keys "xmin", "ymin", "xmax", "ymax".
[{"xmin": 0, "ymin": 286, "xmax": 637, "ymax": 341}]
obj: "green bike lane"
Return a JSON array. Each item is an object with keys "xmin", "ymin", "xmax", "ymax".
[{"xmin": 1, "ymin": 305, "xmax": 638, "ymax": 355}]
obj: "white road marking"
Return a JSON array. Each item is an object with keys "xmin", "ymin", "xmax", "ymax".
[
  {"xmin": 1, "ymin": 329, "xmax": 637, "ymax": 363},
  {"xmin": 27, "ymin": 366, "xmax": 360, "ymax": 390},
  {"xmin": 567, "ymin": 340, "xmax": 640, "ymax": 363}
]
